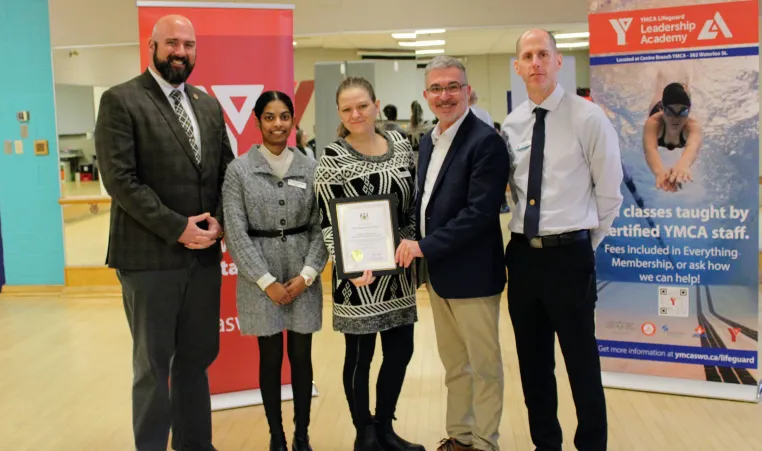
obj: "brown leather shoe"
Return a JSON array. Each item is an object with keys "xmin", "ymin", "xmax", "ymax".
[{"xmin": 436, "ymin": 438, "xmax": 473, "ymax": 451}]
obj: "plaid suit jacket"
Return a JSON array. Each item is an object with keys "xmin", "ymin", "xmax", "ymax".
[{"xmin": 94, "ymin": 69, "xmax": 235, "ymax": 270}]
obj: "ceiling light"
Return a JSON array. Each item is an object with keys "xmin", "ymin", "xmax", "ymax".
[
  {"xmin": 415, "ymin": 29, "xmax": 446, "ymax": 35},
  {"xmin": 556, "ymin": 41, "xmax": 589, "ymax": 49},
  {"xmin": 554, "ymin": 32, "xmax": 590, "ymax": 39},
  {"xmin": 416, "ymin": 49, "xmax": 445, "ymax": 55},
  {"xmin": 392, "ymin": 32, "xmax": 417, "ymax": 39},
  {"xmin": 398, "ymin": 40, "xmax": 446, "ymax": 47}
]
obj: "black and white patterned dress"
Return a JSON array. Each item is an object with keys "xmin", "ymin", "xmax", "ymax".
[{"xmin": 314, "ymin": 130, "xmax": 418, "ymax": 335}]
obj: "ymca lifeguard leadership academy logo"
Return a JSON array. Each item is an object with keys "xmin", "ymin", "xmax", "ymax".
[
  {"xmin": 609, "ymin": 12, "xmax": 731, "ymax": 46},
  {"xmin": 589, "ymin": 0, "xmax": 756, "ymax": 55}
]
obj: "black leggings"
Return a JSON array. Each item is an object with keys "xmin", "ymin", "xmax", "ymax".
[
  {"xmin": 343, "ymin": 324, "xmax": 415, "ymax": 429},
  {"xmin": 258, "ymin": 330, "xmax": 313, "ymax": 437}
]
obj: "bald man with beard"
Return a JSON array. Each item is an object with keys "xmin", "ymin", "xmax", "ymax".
[{"xmin": 95, "ymin": 15, "xmax": 234, "ymax": 451}]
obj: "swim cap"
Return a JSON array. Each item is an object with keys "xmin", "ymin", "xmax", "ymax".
[{"xmin": 662, "ymin": 82, "xmax": 691, "ymax": 107}]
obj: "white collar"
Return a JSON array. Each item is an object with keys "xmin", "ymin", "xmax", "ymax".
[
  {"xmin": 528, "ymin": 83, "xmax": 564, "ymax": 113},
  {"xmin": 259, "ymin": 143, "xmax": 290, "ymax": 161},
  {"xmin": 148, "ymin": 66, "xmax": 185, "ymax": 98},
  {"xmin": 432, "ymin": 108, "xmax": 469, "ymax": 144}
]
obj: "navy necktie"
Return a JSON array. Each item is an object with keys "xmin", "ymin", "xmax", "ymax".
[{"xmin": 523, "ymin": 107, "xmax": 547, "ymax": 239}]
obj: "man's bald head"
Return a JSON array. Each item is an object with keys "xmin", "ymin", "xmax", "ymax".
[
  {"xmin": 516, "ymin": 28, "xmax": 557, "ymax": 56},
  {"xmin": 513, "ymin": 28, "xmax": 563, "ymax": 103},
  {"xmin": 151, "ymin": 15, "xmax": 195, "ymax": 41},
  {"xmin": 149, "ymin": 15, "xmax": 197, "ymax": 86}
]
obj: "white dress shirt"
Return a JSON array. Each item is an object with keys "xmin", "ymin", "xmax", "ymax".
[
  {"xmin": 501, "ymin": 84, "xmax": 623, "ymax": 249},
  {"xmin": 148, "ymin": 66, "xmax": 202, "ymax": 154},
  {"xmin": 255, "ymin": 144, "xmax": 318, "ymax": 291},
  {"xmin": 420, "ymin": 109, "xmax": 469, "ymax": 237}
]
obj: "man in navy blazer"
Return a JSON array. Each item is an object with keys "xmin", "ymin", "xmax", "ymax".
[{"xmin": 396, "ymin": 56, "xmax": 510, "ymax": 451}]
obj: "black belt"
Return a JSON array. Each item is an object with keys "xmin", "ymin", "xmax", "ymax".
[
  {"xmin": 248, "ymin": 224, "xmax": 308, "ymax": 238},
  {"xmin": 514, "ymin": 229, "xmax": 590, "ymax": 248}
]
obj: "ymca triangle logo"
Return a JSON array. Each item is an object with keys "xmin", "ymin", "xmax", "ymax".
[
  {"xmin": 195, "ymin": 84, "xmax": 265, "ymax": 134},
  {"xmin": 609, "ymin": 17, "xmax": 633, "ymax": 46},
  {"xmin": 211, "ymin": 85, "xmax": 265, "ymax": 134},
  {"xmin": 697, "ymin": 12, "xmax": 733, "ymax": 40}
]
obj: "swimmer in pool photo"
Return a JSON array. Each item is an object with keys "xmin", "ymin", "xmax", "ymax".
[{"xmin": 643, "ymin": 82, "xmax": 702, "ymax": 192}]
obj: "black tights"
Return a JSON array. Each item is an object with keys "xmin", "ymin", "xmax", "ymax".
[
  {"xmin": 258, "ymin": 331, "xmax": 313, "ymax": 438},
  {"xmin": 343, "ymin": 324, "xmax": 414, "ymax": 429}
]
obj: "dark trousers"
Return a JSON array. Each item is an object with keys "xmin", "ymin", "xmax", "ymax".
[
  {"xmin": 343, "ymin": 324, "xmax": 414, "ymax": 429},
  {"xmin": 117, "ymin": 258, "xmax": 221, "ymax": 451},
  {"xmin": 258, "ymin": 331, "xmax": 314, "ymax": 439},
  {"xmin": 505, "ymin": 234, "xmax": 607, "ymax": 451}
]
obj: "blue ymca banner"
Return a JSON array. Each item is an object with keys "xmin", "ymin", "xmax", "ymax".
[{"xmin": 588, "ymin": 0, "xmax": 760, "ymax": 399}]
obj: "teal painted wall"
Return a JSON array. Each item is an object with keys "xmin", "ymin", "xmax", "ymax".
[{"xmin": 0, "ymin": 0, "xmax": 65, "ymax": 285}]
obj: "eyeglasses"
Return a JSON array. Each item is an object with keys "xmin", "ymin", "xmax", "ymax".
[
  {"xmin": 664, "ymin": 106, "xmax": 690, "ymax": 117},
  {"xmin": 426, "ymin": 82, "xmax": 466, "ymax": 95}
]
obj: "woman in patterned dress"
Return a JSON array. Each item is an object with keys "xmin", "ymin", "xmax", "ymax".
[{"xmin": 314, "ymin": 77, "xmax": 424, "ymax": 451}]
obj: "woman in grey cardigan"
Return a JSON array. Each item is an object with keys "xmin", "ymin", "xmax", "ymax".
[{"xmin": 222, "ymin": 91, "xmax": 327, "ymax": 451}]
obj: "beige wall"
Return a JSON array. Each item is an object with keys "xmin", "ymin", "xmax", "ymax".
[
  {"xmin": 53, "ymin": 46, "xmax": 141, "ymax": 87},
  {"xmin": 49, "ymin": 0, "xmax": 590, "ymax": 47}
]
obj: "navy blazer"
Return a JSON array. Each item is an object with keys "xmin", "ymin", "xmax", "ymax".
[{"xmin": 416, "ymin": 110, "xmax": 510, "ymax": 299}]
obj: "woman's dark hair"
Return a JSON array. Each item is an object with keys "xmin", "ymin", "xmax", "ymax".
[
  {"xmin": 383, "ymin": 104, "xmax": 398, "ymax": 121},
  {"xmin": 335, "ymin": 77, "xmax": 378, "ymax": 138},
  {"xmin": 410, "ymin": 101, "xmax": 424, "ymax": 129},
  {"xmin": 253, "ymin": 90, "xmax": 295, "ymax": 122}
]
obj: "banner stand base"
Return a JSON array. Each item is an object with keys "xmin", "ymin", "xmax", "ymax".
[
  {"xmin": 602, "ymin": 372, "xmax": 761, "ymax": 403},
  {"xmin": 211, "ymin": 382, "xmax": 319, "ymax": 411}
]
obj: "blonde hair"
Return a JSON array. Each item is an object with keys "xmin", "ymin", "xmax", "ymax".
[{"xmin": 335, "ymin": 76, "xmax": 378, "ymax": 138}]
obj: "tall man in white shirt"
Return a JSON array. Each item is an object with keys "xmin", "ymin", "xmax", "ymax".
[
  {"xmin": 501, "ymin": 29, "xmax": 623, "ymax": 451},
  {"xmin": 396, "ymin": 56, "xmax": 510, "ymax": 451}
]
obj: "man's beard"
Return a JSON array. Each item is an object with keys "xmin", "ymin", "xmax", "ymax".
[{"xmin": 153, "ymin": 48, "xmax": 194, "ymax": 85}]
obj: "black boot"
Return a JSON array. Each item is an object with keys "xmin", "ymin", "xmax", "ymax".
[
  {"xmin": 375, "ymin": 417, "xmax": 425, "ymax": 451},
  {"xmin": 292, "ymin": 434, "xmax": 312, "ymax": 451},
  {"xmin": 292, "ymin": 378, "xmax": 312, "ymax": 451},
  {"xmin": 270, "ymin": 431, "xmax": 287, "ymax": 451},
  {"xmin": 353, "ymin": 422, "xmax": 384, "ymax": 451}
]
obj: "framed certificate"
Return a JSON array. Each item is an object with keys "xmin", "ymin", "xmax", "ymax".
[{"xmin": 328, "ymin": 194, "xmax": 402, "ymax": 279}]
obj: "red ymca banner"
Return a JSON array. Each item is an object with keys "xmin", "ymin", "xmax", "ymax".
[
  {"xmin": 589, "ymin": 0, "xmax": 758, "ymax": 55},
  {"xmin": 136, "ymin": 1, "xmax": 295, "ymax": 402}
]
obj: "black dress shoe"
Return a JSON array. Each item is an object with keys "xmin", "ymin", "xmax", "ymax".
[
  {"xmin": 292, "ymin": 435, "xmax": 313, "ymax": 451},
  {"xmin": 375, "ymin": 418, "xmax": 425, "ymax": 451}
]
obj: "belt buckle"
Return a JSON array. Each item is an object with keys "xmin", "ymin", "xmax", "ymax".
[{"xmin": 529, "ymin": 237, "xmax": 543, "ymax": 248}]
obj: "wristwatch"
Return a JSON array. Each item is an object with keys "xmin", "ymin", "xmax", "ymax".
[{"xmin": 301, "ymin": 274, "xmax": 314, "ymax": 286}]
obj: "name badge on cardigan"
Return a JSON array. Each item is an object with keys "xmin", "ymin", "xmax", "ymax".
[
  {"xmin": 288, "ymin": 179, "xmax": 307, "ymax": 189},
  {"xmin": 399, "ymin": 169, "xmax": 411, "ymax": 178}
]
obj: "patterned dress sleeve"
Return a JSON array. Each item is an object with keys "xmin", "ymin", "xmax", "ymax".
[
  {"xmin": 314, "ymin": 146, "xmax": 344, "ymax": 262},
  {"xmin": 303, "ymin": 160, "xmax": 329, "ymax": 273},
  {"xmin": 400, "ymin": 144, "xmax": 418, "ymax": 241}
]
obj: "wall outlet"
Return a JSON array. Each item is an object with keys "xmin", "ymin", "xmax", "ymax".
[{"xmin": 14, "ymin": 140, "xmax": 23, "ymax": 154}]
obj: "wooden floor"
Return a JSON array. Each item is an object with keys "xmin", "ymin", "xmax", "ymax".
[{"xmin": 1, "ymin": 288, "xmax": 762, "ymax": 451}]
